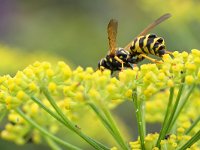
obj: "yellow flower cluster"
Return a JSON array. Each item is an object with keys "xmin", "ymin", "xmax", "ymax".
[
  {"xmin": 128, "ymin": 133, "xmax": 200, "ymax": 150},
  {"xmin": 0, "ymin": 50, "xmax": 199, "ymax": 108},
  {"xmin": 146, "ymin": 89, "xmax": 200, "ymax": 133},
  {"xmin": 0, "ymin": 50, "xmax": 199, "ymax": 147},
  {"xmin": 1, "ymin": 111, "xmax": 42, "ymax": 145}
]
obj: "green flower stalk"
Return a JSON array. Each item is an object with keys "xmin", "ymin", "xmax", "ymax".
[{"xmin": 0, "ymin": 50, "xmax": 199, "ymax": 149}]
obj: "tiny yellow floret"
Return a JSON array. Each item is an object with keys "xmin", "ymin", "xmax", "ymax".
[
  {"xmin": 48, "ymin": 82, "xmax": 57, "ymax": 91},
  {"xmin": 185, "ymin": 75, "xmax": 194, "ymax": 85}
]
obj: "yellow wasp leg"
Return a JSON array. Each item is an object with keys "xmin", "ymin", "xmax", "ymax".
[
  {"xmin": 165, "ymin": 50, "xmax": 172, "ymax": 55},
  {"xmin": 114, "ymin": 56, "xmax": 124, "ymax": 71},
  {"xmin": 99, "ymin": 66, "xmax": 105, "ymax": 72},
  {"xmin": 140, "ymin": 54, "xmax": 163, "ymax": 64}
]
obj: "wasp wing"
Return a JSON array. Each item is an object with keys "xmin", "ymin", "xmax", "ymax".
[
  {"xmin": 124, "ymin": 13, "xmax": 171, "ymax": 50},
  {"xmin": 107, "ymin": 19, "xmax": 118, "ymax": 56}
]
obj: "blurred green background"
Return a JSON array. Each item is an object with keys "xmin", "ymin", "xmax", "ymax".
[{"xmin": 0, "ymin": 0, "xmax": 200, "ymax": 149}]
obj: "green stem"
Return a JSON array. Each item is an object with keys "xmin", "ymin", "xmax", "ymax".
[
  {"xmin": 168, "ymin": 85, "xmax": 195, "ymax": 132},
  {"xmin": 31, "ymin": 96, "xmax": 109, "ymax": 150},
  {"xmin": 45, "ymin": 136, "xmax": 63, "ymax": 150},
  {"xmin": 156, "ymin": 87, "xmax": 174, "ymax": 147},
  {"xmin": 31, "ymin": 96, "xmax": 66, "ymax": 126},
  {"xmin": 177, "ymin": 130, "xmax": 200, "ymax": 150},
  {"xmin": 88, "ymin": 102, "xmax": 130, "ymax": 150},
  {"xmin": 0, "ymin": 107, "xmax": 7, "ymax": 123},
  {"xmin": 132, "ymin": 89, "xmax": 145, "ymax": 150},
  {"xmin": 16, "ymin": 108, "xmax": 81, "ymax": 150},
  {"xmin": 185, "ymin": 116, "xmax": 200, "ymax": 135},
  {"xmin": 166, "ymin": 83, "xmax": 184, "ymax": 133},
  {"xmin": 87, "ymin": 102, "xmax": 130, "ymax": 149},
  {"xmin": 140, "ymin": 99, "xmax": 146, "ymax": 136},
  {"xmin": 101, "ymin": 104, "xmax": 130, "ymax": 150},
  {"xmin": 42, "ymin": 87, "xmax": 109, "ymax": 150}
]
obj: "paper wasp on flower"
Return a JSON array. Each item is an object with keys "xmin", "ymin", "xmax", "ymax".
[{"xmin": 98, "ymin": 13, "xmax": 172, "ymax": 73}]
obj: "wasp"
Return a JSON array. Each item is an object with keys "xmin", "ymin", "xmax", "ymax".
[{"xmin": 98, "ymin": 13, "xmax": 172, "ymax": 73}]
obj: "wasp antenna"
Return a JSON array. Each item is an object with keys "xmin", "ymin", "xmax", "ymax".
[{"xmin": 154, "ymin": 13, "xmax": 172, "ymax": 24}]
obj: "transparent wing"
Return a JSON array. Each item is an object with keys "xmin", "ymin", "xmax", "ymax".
[
  {"xmin": 124, "ymin": 13, "xmax": 171, "ymax": 50},
  {"xmin": 107, "ymin": 19, "xmax": 118, "ymax": 56}
]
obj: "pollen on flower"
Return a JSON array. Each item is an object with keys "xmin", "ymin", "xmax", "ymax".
[
  {"xmin": 172, "ymin": 51, "xmax": 179, "ymax": 57},
  {"xmin": 182, "ymin": 121, "xmax": 191, "ymax": 129},
  {"xmin": 167, "ymin": 79, "xmax": 174, "ymax": 87},
  {"xmin": 62, "ymin": 67, "xmax": 72, "ymax": 79},
  {"xmin": 57, "ymin": 61, "xmax": 66, "ymax": 67},
  {"xmin": 8, "ymin": 113, "xmax": 23, "ymax": 124},
  {"xmin": 119, "ymin": 72, "xmax": 126, "ymax": 83},
  {"xmin": 106, "ymin": 84, "xmax": 117, "ymax": 93},
  {"xmin": 28, "ymin": 82, "xmax": 38, "ymax": 92},
  {"xmin": 74, "ymin": 66, "xmax": 84, "ymax": 73},
  {"xmin": 191, "ymin": 49, "xmax": 200, "ymax": 57},
  {"xmin": 75, "ymin": 92, "xmax": 84, "ymax": 102},
  {"xmin": 125, "ymin": 89, "xmax": 132, "ymax": 98},
  {"xmin": 185, "ymin": 63, "xmax": 196, "ymax": 71},
  {"xmin": 85, "ymin": 67, "xmax": 94, "ymax": 73},
  {"xmin": 42, "ymin": 62, "xmax": 51, "ymax": 70},
  {"xmin": 32, "ymin": 131, "xmax": 41, "ymax": 144},
  {"xmin": 16, "ymin": 91, "xmax": 26, "ymax": 100},
  {"xmin": 30, "ymin": 103, "xmax": 39, "ymax": 114},
  {"xmin": 129, "ymin": 141, "xmax": 141, "ymax": 149},
  {"xmin": 158, "ymin": 72, "xmax": 166, "ymax": 80},
  {"xmin": 182, "ymin": 51, "xmax": 188, "ymax": 59},
  {"xmin": 143, "ymin": 71, "xmax": 154, "ymax": 82},
  {"xmin": 98, "ymin": 76, "xmax": 108, "ymax": 86},
  {"xmin": 143, "ymin": 84, "xmax": 156, "ymax": 97},
  {"xmin": 23, "ymin": 68, "xmax": 34, "ymax": 78},
  {"xmin": 33, "ymin": 61, "xmax": 41, "ymax": 67},
  {"xmin": 172, "ymin": 64, "xmax": 184, "ymax": 74},
  {"xmin": 0, "ymin": 76, "xmax": 7, "ymax": 84},
  {"xmin": 171, "ymin": 143, "xmax": 177, "ymax": 148},
  {"xmin": 102, "ymin": 69, "xmax": 111, "ymax": 76},
  {"xmin": 162, "ymin": 54, "xmax": 172, "ymax": 63},
  {"xmin": 1, "ymin": 130, "xmax": 15, "ymax": 141},
  {"xmin": 5, "ymin": 96, "xmax": 12, "ymax": 105},
  {"xmin": 185, "ymin": 75, "xmax": 194, "ymax": 85},
  {"xmin": 177, "ymin": 127, "xmax": 185, "ymax": 133},
  {"xmin": 59, "ymin": 98, "xmax": 71, "ymax": 110},
  {"xmin": 46, "ymin": 69, "xmax": 54, "ymax": 77},
  {"xmin": 48, "ymin": 82, "xmax": 57, "ymax": 92},
  {"xmin": 88, "ymin": 89, "xmax": 100, "ymax": 100}
]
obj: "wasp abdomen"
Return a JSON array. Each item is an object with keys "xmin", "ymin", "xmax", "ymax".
[{"xmin": 130, "ymin": 34, "xmax": 166, "ymax": 57}]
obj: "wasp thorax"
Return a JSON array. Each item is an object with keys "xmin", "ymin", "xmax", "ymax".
[
  {"xmin": 115, "ymin": 48, "xmax": 130, "ymax": 61},
  {"xmin": 98, "ymin": 55, "xmax": 122, "ymax": 72}
]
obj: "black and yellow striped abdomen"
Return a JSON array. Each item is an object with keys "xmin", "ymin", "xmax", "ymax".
[{"xmin": 129, "ymin": 34, "xmax": 166, "ymax": 57}]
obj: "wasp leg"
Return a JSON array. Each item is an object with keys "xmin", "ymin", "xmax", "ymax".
[
  {"xmin": 114, "ymin": 56, "xmax": 124, "ymax": 71},
  {"xmin": 165, "ymin": 50, "xmax": 172, "ymax": 55},
  {"xmin": 140, "ymin": 54, "xmax": 163, "ymax": 64}
]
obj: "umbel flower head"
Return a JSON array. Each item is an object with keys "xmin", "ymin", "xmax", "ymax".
[
  {"xmin": 0, "ymin": 49, "xmax": 199, "ymax": 149},
  {"xmin": 0, "ymin": 50, "xmax": 200, "ymax": 108}
]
